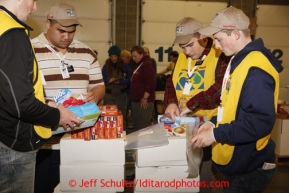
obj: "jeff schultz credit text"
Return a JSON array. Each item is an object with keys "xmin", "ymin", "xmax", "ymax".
[{"xmin": 68, "ymin": 179, "xmax": 229, "ymax": 189}]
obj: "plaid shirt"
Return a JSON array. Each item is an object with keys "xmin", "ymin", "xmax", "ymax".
[{"xmin": 163, "ymin": 37, "xmax": 232, "ymax": 113}]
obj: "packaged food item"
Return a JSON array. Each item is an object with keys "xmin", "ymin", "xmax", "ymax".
[
  {"xmin": 172, "ymin": 126, "xmax": 186, "ymax": 136},
  {"xmin": 157, "ymin": 114, "xmax": 207, "ymax": 134},
  {"xmin": 76, "ymin": 129, "xmax": 84, "ymax": 139},
  {"xmin": 117, "ymin": 111, "xmax": 124, "ymax": 137},
  {"xmin": 71, "ymin": 130, "xmax": 78, "ymax": 139},
  {"xmin": 51, "ymin": 89, "xmax": 101, "ymax": 135},
  {"xmin": 96, "ymin": 116, "xmax": 104, "ymax": 139},
  {"xmin": 110, "ymin": 116, "xmax": 118, "ymax": 139},
  {"xmin": 104, "ymin": 128, "xmax": 110, "ymax": 139},
  {"xmin": 99, "ymin": 105, "xmax": 118, "ymax": 116},
  {"xmin": 104, "ymin": 116, "xmax": 111, "ymax": 128},
  {"xmin": 158, "ymin": 115, "xmax": 174, "ymax": 132},
  {"xmin": 89, "ymin": 110, "xmax": 124, "ymax": 139},
  {"xmin": 53, "ymin": 88, "xmax": 85, "ymax": 107}
]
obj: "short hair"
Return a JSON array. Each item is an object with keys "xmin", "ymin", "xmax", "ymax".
[
  {"xmin": 169, "ymin": 51, "xmax": 179, "ymax": 58},
  {"xmin": 220, "ymin": 29, "xmax": 250, "ymax": 37},
  {"xmin": 48, "ymin": 19, "xmax": 58, "ymax": 25},
  {"xmin": 142, "ymin": 47, "xmax": 149, "ymax": 55},
  {"xmin": 120, "ymin": 50, "xmax": 131, "ymax": 58},
  {"xmin": 192, "ymin": 32, "xmax": 201, "ymax": 39},
  {"xmin": 131, "ymin": 46, "xmax": 144, "ymax": 55}
]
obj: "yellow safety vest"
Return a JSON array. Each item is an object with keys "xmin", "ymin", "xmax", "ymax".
[
  {"xmin": 172, "ymin": 47, "xmax": 222, "ymax": 120},
  {"xmin": 213, "ymin": 51, "xmax": 279, "ymax": 165},
  {"xmin": 0, "ymin": 11, "xmax": 51, "ymax": 139}
]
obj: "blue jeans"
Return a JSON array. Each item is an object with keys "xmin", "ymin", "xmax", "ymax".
[
  {"xmin": 0, "ymin": 146, "xmax": 36, "ymax": 193},
  {"xmin": 223, "ymin": 166, "xmax": 276, "ymax": 193}
]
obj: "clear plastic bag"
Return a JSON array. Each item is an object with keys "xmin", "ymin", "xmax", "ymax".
[
  {"xmin": 186, "ymin": 121, "xmax": 203, "ymax": 178},
  {"xmin": 125, "ymin": 123, "xmax": 169, "ymax": 150}
]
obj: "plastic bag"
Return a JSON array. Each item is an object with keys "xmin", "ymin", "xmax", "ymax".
[
  {"xmin": 125, "ymin": 123, "xmax": 169, "ymax": 150},
  {"xmin": 186, "ymin": 121, "xmax": 203, "ymax": 178}
]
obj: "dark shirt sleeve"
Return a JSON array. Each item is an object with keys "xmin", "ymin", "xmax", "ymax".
[
  {"xmin": 0, "ymin": 29, "xmax": 59, "ymax": 126},
  {"xmin": 214, "ymin": 68, "xmax": 276, "ymax": 144}
]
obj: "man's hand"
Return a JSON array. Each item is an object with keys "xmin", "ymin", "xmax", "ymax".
[
  {"xmin": 84, "ymin": 91, "xmax": 96, "ymax": 103},
  {"xmin": 87, "ymin": 85, "xmax": 105, "ymax": 104},
  {"xmin": 58, "ymin": 104, "xmax": 81, "ymax": 129},
  {"xmin": 164, "ymin": 103, "xmax": 180, "ymax": 122},
  {"xmin": 180, "ymin": 105, "xmax": 192, "ymax": 116},
  {"xmin": 191, "ymin": 122, "xmax": 215, "ymax": 148},
  {"xmin": 47, "ymin": 100, "xmax": 57, "ymax": 108}
]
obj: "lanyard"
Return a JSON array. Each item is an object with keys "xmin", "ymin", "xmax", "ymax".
[
  {"xmin": 43, "ymin": 43, "xmax": 67, "ymax": 62},
  {"xmin": 187, "ymin": 55, "xmax": 206, "ymax": 77},
  {"xmin": 133, "ymin": 62, "xmax": 143, "ymax": 74},
  {"xmin": 187, "ymin": 58, "xmax": 198, "ymax": 77},
  {"xmin": 220, "ymin": 56, "xmax": 234, "ymax": 100},
  {"xmin": 131, "ymin": 62, "xmax": 143, "ymax": 82}
]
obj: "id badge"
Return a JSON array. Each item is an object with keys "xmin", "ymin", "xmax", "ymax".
[
  {"xmin": 60, "ymin": 65, "xmax": 70, "ymax": 79},
  {"xmin": 183, "ymin": 82, "xmax": 191, "ymax": 94},
  {"xmin": 217, "ymin": 106, "xmax": 224, "ymax": 122}
]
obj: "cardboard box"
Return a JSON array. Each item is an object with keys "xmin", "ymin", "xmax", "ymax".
[
  {"xmin": 271, "ymin": 118, "xmax": 289, "ymax": 156},
  {"xmin": 135, "ymin": 136, "xmax": 187, "ymax": 167},
  {"xmin": 60, "ymin": 133, "xmax": 125, "ymax": 165},
  {"xmin": 52, "ymin": 103, "xmax": 101, "ymax": 135},
  {"xmin": 60, "ymin": 165, "xmax": 124, "ymax": 192},
  {"xmin": 134, "ymin": 165, "xmax": 199, "ymax": 192}
]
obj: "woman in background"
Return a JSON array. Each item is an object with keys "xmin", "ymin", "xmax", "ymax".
[
  {"xmin": 130, "ymin": 46, "xmax": 156, "ymax": 130},
  {"xmin": 143, "ymin": 46, "xmax": 157, "ymax": 73},
  {"xmin": 102, "ymin": 45, "xmax": 131, "ymax": 123}
]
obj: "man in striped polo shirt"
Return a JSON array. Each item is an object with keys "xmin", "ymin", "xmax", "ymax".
[{"xmin": 32, "ymin": 3, "xmax": 105, "ymax": 192}]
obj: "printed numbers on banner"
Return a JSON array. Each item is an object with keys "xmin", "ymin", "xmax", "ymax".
[{"xmin": 155, "ymin": 47, "xmax": 173, "ymax": 62}]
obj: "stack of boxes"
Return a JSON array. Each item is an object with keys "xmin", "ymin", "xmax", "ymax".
[
  {"xmin": 54, "ymin": 105, "xmax": 126, "ymax": 193},
  {"xmin": 133, "ymin": 115, "xmax": 204, "ymax": 193}
]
